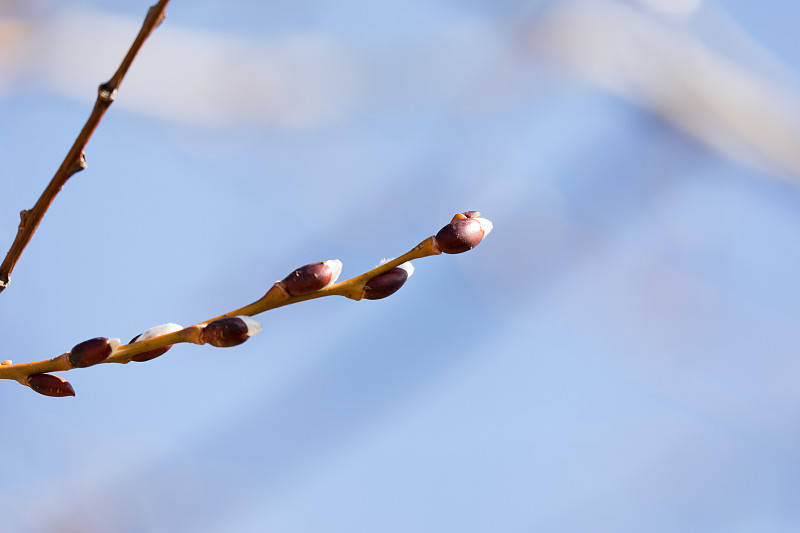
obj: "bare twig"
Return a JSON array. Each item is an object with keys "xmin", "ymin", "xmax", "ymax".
[{"xmin": 0, "ymin": 0, "xmax": 171, "ymax": 294}]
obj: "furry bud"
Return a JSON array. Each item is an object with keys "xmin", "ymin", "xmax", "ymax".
[
  {"xmin": 28, "ymin": 373, "xmax": 76, "ymax": 397},
  {"xmin": 201, "ymin": 316, "xmax": 262, "ymax": 347},
  {"xmin": 68, "ymin": 337, "xmax": 120, "ymax": 368},
  {"xmin": 129, "ymin": 323, "xmax": 183, "ymax": 362},
  {"xmin": 435, "ymin": 216, "xmax": 493, "ymax": 254},
  {"xmin": 364, "ymin": 262, "xmax": 414, "ymax": 300},
  {"xmin": 281, "ymin": 259, "xmax": 342, "ymax": 296}
]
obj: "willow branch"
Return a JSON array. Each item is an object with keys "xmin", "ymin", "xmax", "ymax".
[
  {"xmin": 0, "ymin": 212, "xmax": 494, "ymax": 397},
  {"xmin": 0, "ymin": 0, "xmax": 171, "ymax": 294}
]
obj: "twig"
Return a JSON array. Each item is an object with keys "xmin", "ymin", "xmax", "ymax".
[
  {"xmin": 0, "ymin": 1, "xmax": 495, "ymax": 399},
  {"xmin": 0, "ymin": 212, "xmax": 494, "ymax": 396},
  {"xmin": 0, "ymin": 0, "xmax": 171, "ymax": 294}
]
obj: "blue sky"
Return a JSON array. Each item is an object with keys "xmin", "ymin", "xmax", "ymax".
[{"xmin": 2, "ymin": 1, "xmax": 800, "ymax": 531}]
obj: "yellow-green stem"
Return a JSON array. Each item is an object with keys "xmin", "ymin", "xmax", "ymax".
[{"xmin": 0, "ymin": 236, "xmax": 441, "ymax": 387}]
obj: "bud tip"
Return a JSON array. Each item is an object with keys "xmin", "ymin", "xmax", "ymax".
[
  {"xmin": 238, "ymin": 315, "xmax": 262, "ymax": 337},
  {"xmin": 477, "ymin": 217, "xmax": 493, "ymax": 237},
  {"xmin": 323, "ymin": 259, "xmax": 343, "ymax": 286},
  {"xmin": 397, "ymin": 261, "xmax": 414, "ymax": 277},
  {"xmin": 134, "ymin": 323, "xmax": 184, "ymax": 342}
]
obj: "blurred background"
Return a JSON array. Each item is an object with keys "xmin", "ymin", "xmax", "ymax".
[{"xmin": 2, "ymin": 0, "xmax": 800, "ymax": 531}]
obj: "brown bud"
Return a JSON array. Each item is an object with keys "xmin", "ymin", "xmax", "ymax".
[
  {"xmin": 129, "ymin": 323, "xmax": 183, "ymax": 362},
  {"xmin": 364, "ymin": 262, "xmax": 414, "ymax": 300},
  {"xmin": 435, "ymin": 216, "xmax": 493, "ymax": 254},
  {"xmin": 68, "ymin": 337, "xmax": 120, "ymax": 368},
  {"xmin": 28, "ymin": 373, "xmax": 76, "ymax": 397},
  {"xmin": 462, "ymin": 210, "xmax": 481, "ymax": 219},
  {"xmin": 129, "ymin": 335, "xmax": 170, "ymax": 362},
  {"xmin": 281, "ymin": 259, "xmax": 342, "ymax": 296},
  {"xmin": 130, "ymin": 350, "xmax": 168, "ymax": 363},
  {"xmin": 201, "ymin": 316, "xmax": 262, "ymax": 347}
]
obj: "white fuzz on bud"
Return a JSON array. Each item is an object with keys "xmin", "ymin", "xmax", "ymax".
[
  {"xmin": 323, "ymin": 259, "xmax": 343, "ymax": 287},
  {"xmin": 379, "ymin": 258, "xmax": 414, "ymax": 277},
  {"xmin": 136, "ymin": 323, "xmax": 184, "ymax": 342},
  {"xmin": 237, "ymin": 315, "xmax": 263, "ymax": 338},
  {"xmin": 397, "ymin": 261, "xmax": 414, "ymax": 278},
  {"xmin": 477, "ymin": 217, "xmax": 493, "ymax": 238},
  {"xmin": 129, "ymin": 323, "xmax": 183, "ymax": 362},
  {"xmin": 108, "ymin": 338, "xmax": 121, "ymax": 353}
]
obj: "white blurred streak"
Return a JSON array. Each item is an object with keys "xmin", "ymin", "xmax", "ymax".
[
  {"xmin": 0, "ymin": 18, "xmax": 29, "ymax": 95},
  {"xmin": 631, "ymin": 0, "xmax": 702, "ymax": 17},
  {"xmin": 529, "ymin": 0, "xmax": 800, "ymax": 180},
  {"xmin": 27, "ymin": 8, "xmax": 364, "ymax": 128}
]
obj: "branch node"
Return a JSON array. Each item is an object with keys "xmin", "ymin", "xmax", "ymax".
[
  {"xmin": 97, "ymin": 81, "xmax": 118, "ymax": 102},
  {"xmin": 68, "ymin": 154, "xmax": 88, "ymax": 177},
  {"xmin": 0, "ymin": 0, "xmax": 170, "ymax": 299},
  {"xmin": 147, "ymin": 5, "xmax": 168, "ymax": 28},
  {"xmin": 18, "ymin": 209, "xmax": 31, "ymax": 231}
]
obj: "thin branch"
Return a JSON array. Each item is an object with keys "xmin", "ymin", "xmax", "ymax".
[
  {"xmin": 0, "ymin": 0, "xmax": 171, "ymax": 294},
  {"xmin": 0, "ymin": 1, "xmax": 495, "ymax": 399},
  {"xmin": 0, "ymin": 212, "xmax": 494, "ymax": 396}
]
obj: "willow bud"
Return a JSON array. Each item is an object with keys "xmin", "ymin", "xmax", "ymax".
[
  {"xmin": 435, "ymin": 215, "xmax": 493, "ymax": 254},
  {"xmin": 364, "ymin": 262, "xmax": 414, "ymax": 300},
  {"xmin": 201, "ymin": 316, "xmax": 262, "ymax": 347},
  {"xmin": 68, "ymin": 337, "xmax": 120, "ymax": 368},
  {"xmin": 28, "ymin": 373, "xmax": 76, "ymax": 397},
  {"xmin": 281, "ymin": 259, "xmax": 342, "ymax": 296},
  {"xmin": 129, "ymin": 323, "xmax": 183, "ymax": 362}
]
